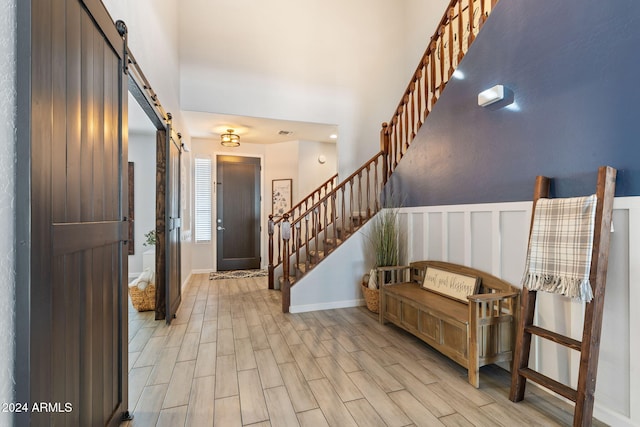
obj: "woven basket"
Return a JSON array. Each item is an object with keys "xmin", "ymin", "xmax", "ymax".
[
  {"xmin": 361, "ymin": 283, "xmax": 379, "ymax": 313},
  {"xmin": 128, "ymin": 282, "xmax": 156, "ymax": 312}
]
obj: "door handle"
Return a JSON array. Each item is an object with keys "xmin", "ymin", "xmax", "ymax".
[{"xmin": 217, "ymin": 226, "xmax": 225, "ymax": 231}]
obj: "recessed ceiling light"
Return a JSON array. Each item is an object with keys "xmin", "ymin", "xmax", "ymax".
[{"xmin": 329, "ymin": 134, "xmax": 338, "ymax": 139}]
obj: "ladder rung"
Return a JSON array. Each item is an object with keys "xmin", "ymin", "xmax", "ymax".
[
  {"xmin": 518, "ymin": 368, "xmax": 578, "ymax": 402},
  {"xmin": 524, "ymin": 325, "xmax": 582, "ymax": 351}
]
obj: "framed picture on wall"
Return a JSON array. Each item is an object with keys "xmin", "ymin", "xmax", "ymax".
[{"xmin": 272, "ymin": 178, "xmax": 292, "ymax": 217}]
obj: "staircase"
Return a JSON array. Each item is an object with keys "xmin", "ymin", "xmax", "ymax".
[{"xmin": 268, "ymin": 0, "xmax": 500, "ymax": 312}]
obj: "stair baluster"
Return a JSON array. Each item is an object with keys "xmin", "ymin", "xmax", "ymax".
[
  {"xmin": 281, "ymin": 214, "xmax": 291, "ymax": 313},
  {"xmin": 271, "ymin": 0, "xmax": 501, "ymax": 311},
  {"xmin": 268, "ymin": 215, "xmax": 275, "ymax": 289}
]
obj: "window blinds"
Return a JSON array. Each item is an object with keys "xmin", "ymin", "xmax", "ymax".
[{"xmin": 194, "ymin": 157, "xmax": 212, "ymax": 243}]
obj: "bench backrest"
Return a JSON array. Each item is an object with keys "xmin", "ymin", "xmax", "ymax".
[{"xmin": 408, "ymin": 260, "xmax": 518, "ymax": 304}]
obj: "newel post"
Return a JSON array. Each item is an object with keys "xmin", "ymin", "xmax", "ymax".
[
  {"xmin": 268, "ymin": 214, "xmax": 274, "ymax": 290},
  {"xmin": 281, "ymin": 214, "xmax": 291, "ymax": 313},
  {"xmin": 380, "ymin": 122, "xmax": 390, "ymax": 183}
]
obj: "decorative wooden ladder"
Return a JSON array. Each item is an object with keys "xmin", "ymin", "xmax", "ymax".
[
  {"xmin": 268, "ymin": 0, "xmax": 502, "ymax": 312},
  {"xmin": 509, "ymin": 166, "xmax": 617, "ymax": 427}
]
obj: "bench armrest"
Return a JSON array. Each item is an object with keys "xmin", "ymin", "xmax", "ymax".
[
  {"xmin": 468, "ymin": 291, "xmax": 519, "ymax": 321},
  {"xmin": 377, "ymin": 265, "xmax": 410, "ymax": 286},
  {"xmin": 467, "ymin": 291, "xmax": 520, "ymax": 388},
  {"xmin": 467, "ymin": 292, "xmax": 518, "ymax": 303}
]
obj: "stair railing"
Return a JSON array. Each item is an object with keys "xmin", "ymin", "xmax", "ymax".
[
  {"xmin": 382, "ymin": 0, "xmax": 498, "ymax": 178},
  {"xmin": 268, "ymin": 173, "xmax": 338, "ymax": 289},
  {"xmin": 271, "ymin": 0, "xmax": 500, "ymax": 312},
  {"xmin": 268, "ymin": 152, "xmax": 385, "ymax": 303}
]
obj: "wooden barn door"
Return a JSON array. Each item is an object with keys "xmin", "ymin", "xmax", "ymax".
[
  {"xmin": 16, "ymin": 0, "xmax": 128, "ymax": 425},
  {"xmin": 154, "ymin": 127, "xmax": 182, "ymax": 323},
  {"xmin": 166, "ymin": 130, "xmax": 182, "ymax": 322}
]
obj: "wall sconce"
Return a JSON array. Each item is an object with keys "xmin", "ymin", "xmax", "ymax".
[
  {"xmin": 478, "ymin": 85, "xmax": 505, "ymax": 107},
  {"xmin": 221, "ymin": 129, "xmax": 240, "ymax": 147}
]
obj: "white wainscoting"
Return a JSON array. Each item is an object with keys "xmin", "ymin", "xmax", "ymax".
[{"xmin": 397, "ymin": 197, "xmax": 640, "ymax": 427}]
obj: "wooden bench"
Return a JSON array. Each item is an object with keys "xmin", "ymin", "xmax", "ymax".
[{"xmin": 378, "ymin": 260, "xmax": 520, "ymax": 387}]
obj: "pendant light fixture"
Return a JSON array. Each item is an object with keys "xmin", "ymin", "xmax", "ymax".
[{"xmin": 221, "ymin": 129, "xmax": 240, "ymax": 147}]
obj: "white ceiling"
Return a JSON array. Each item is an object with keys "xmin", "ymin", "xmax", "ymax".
[
  {"xmin": 128, "ymin": 88, "xmax": 339, "ymax": 145},
  {"xmin": 122, "ymin": 0, "xmax": 449, "ymax": 149},
  {"xmin": 181, "ymin": 111, "xmax": 338, "ymax": 144}
]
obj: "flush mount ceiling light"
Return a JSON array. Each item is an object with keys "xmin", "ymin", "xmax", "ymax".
[{"xmin": 220, "ymin": 129, "xmax": 240, "ymax": 147}]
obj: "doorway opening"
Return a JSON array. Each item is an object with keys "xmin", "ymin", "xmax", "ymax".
[
  {"xmin": 126, "ymin": 47, "xmax": 182, "ymax": 324},
  {"xmin": 127, "ymin": 93, "xmax": 157, "ymax": 283}
]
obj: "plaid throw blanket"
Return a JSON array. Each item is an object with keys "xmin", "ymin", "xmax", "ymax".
[{"xmin": 521, "ymin": 195, "xmax": 597, "ymax": 302}]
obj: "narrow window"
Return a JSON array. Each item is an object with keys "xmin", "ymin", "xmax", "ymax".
[{"xmin": 194, "ymin": 157, "xmax": 212, "ymax": 243}]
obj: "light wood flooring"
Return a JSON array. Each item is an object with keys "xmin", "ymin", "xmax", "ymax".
[{"xmin": 122, "ymin": 274, "xmax": 605, "ymax": 427}]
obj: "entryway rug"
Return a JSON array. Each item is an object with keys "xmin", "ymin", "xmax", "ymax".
[{"xmin": 209, "ymin": 269, "xmax": 268, "ymax": 280}]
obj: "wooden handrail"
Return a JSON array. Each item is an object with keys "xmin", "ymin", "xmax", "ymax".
[
  {"xmin": 268, "ymin": 172, "xmax": 337, "ymax": 289},
  {"xmin": 271, "ymin": 0, "xmax": 500, "ymax": 311},
  {"xmin": 273, "ymin": 173, "xmax": 338, "ymax": 227},
  {"xmin": 382, "ymin": 0, "xmax": 499, "ymax": 178},
  {"xmin": 289, "ymin": 152, "xmax": 383, "ymax": 228},
  {"xmin": 268, "ymin": 152, "xmax": 385, "ymax": 293}
]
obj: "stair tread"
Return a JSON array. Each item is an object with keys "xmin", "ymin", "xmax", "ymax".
[
  {"xmin": 274, "ymin": 212, "xmax": 372, "ymax": 289},
  {"xmin": 278, "ymin": 276, "xmax": 297, "ymax": 286},
  {"xmin": 308, "ymin": 250, "xmax": 325, "ymax": 260},
  {"xmin": 296, "ymin": 263, "xmax": 313, "ymax": 274}
]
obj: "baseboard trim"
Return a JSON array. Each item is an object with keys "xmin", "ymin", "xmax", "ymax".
[
  {"xmin": 181, "ymin": 272, "xmax": 192, "ymax": 292},
  {"xmin": 191, "ymin": 269, "xmax": 213, "ymax": 274},
  {"xmin": 289, "ymin": 298, "xmax": 366, "ymax": 314}
]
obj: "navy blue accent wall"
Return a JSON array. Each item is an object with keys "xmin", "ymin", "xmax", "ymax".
[{"xmin": 389, "ymin": 0, "xmax": 640, "ymax": 206}]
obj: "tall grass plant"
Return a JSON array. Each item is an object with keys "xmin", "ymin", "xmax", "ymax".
[{"xmin": 370, "ymin": 208, "xmax": 400, "ymax": 268}]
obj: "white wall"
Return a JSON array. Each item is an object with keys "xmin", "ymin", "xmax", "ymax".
[
  {"xmin": 265, "ymin": 140, "xmax": 299, "ymax": 203},
  {"xmin": 190, "ymin": 138, "xmax": 267, "ymax": 272},
  {"xmin": 178, "ymin": 0, "xmax": 449, "ymax": 179},
  {"xmin": 128, "ymin": 132, "xmax": 157, "ymax": 278},
  {"xmin": 298, "ymin": 141, "xmax": 337, "ymax": 198},
  {"xmin": 297, "ymin": 198, "xmax": 639, "ymax": 426},
  {"xmin": 103, "ymin": 0, "xmax": 451, "ymax": 281},
  {"xmin": 191, "ymin": 138, "xmax": 338, "ymax": 272},
  {"xmin": 0, "ymin": 0, "xmax": 15, "ymax": 422},
  {"xmin": 103, "ymin": 0, "xmax": 194, "ymax": 286},
  {"xmin": 103, "ymin": 0, "xmax": 180, "ymax": 112},
  {"xmin": 290, "ymin": 218, "xmax": 373, "ymax": 312},
  {"xmin": 191, "ymin": 138, "xmax": 336, "ymax": 273},
  {"xmin": 404, "ymin": 0, "xmax": 451, "ymax": 74}
]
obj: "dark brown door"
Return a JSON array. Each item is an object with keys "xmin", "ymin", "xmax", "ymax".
[
  {"xmin": 166, "ymin": 131, "xmax": 182, "ymax": 322},
  {"xmin": 216, "ymin": 156, "xmax": 261, "ymax": 270},
  {"xmin": 16, "ymin": 0, "xmax": 128, "ymax": 425},
  {"xmin": 154, "ymin": 128, "xmax": 182, "ymax": 323}
]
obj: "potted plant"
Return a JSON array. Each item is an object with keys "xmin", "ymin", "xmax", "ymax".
[
  {"xmin": 363, "ymin": 207, "xmax": 401, "ymax": 313},
  {"xmin": 143, "ymin": 229, "xmax": 156, "ymax": 247}
]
